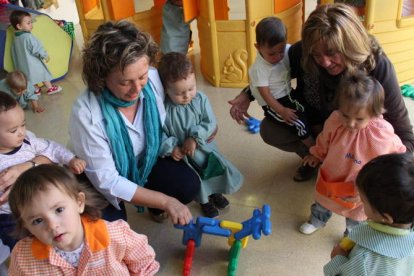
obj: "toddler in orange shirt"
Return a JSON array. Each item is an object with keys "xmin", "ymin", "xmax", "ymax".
[{"xmin": 8, "ymin": 165, "xmax": 159, "ymax": 275}]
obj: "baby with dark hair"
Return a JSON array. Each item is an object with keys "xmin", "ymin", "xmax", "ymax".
[{"xmin": 324, "ymin": 152, "xmax": 414, "ymax": 275}]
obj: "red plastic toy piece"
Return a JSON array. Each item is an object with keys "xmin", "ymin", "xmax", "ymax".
[{"xmin": 183, "ymin": 239, "xmax": 196, "ymax": 276}]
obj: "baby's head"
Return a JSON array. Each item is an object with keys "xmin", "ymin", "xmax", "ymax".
[
  {"xmin": 335, "ymin": 71, "xmax": 384, "ymax": 130},
  {"xmin": 356, "ymin": 153, "xmax": 414, "ymax": 226},
  {"xmin": 9, "ymin": 165, "xmax": 106, "ymax": 250},
  {"xmin": 158, "ymin": 52, "xmax": 196, "ymax": 105},
  {"xmin": 255, "ymin": 17, "xmax": 287, "ymax": 65},
  {"xmin": 6, "ymin": 71, "xmax": 27, "ymax": 96},
  {"xmin": 0, "ymin": 91, "xmax": 25, "ymax": 153},
  {"xmin": 10, "ymin": 10, "xmax": 33, "ymax": 32}
]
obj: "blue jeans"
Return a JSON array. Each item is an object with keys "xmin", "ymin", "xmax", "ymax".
[{"xmin": 310, "ymin": 202, "xmax": 361, "ymax": 234}]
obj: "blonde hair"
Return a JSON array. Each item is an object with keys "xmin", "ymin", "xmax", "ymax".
[
  {"xmin": 6, "ymin": 71, "xmax": 27, "ymax": 91},
  {"xmin": 336, "ymin": 71, "xmax": 385, "ymax": 117},
  {"xmin": 9, "ymin": 165, "xmax": 108, "ymax": 238},
  {"xmin": 302, "ymin": 3, "xmax": 378, "ymax": 76}
]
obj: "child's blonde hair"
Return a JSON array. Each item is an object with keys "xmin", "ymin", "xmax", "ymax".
[
  {"xmin": 9, "ymin": 165, "xmax": 108, "ymax": 238},
  {"xmin": 6, "ymin": 71, "xmax": 27, "ymax": 92},
  {"xmin": 336, "ymin": 71, "xmax": 385, "ymax": 117}
]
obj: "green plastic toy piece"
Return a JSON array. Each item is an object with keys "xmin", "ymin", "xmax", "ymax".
[
  {"xmin": 401, "ymin": 84, "xmax": 414, "ymax": 99},
  {"xmin": 228, "ymin": 240, "xmax": 242, "ymax": 276}
]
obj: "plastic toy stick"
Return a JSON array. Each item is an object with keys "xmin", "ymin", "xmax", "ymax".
[
  {"xmin": 220, "ymin": 220, "xmax": 249, "ymax": 248},
  {"xmin": 227, "ymin": 240, "xmax": 242, "ymax": 276},
  {"xmin": 244, "ymin": 117, "xmax": 261, "ymax": 134},
  {"xmin": 183, "ymin": 239, "xmax": 196, "ymax": 276},
  {"xmin": 401, "ymin": 84, "xmax": 414, "ymax": 99},
  {"xmin": 234, "ymin": 204, "xmax": 271, "ymax": 240}
]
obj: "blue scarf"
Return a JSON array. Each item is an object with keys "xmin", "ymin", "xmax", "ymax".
[{"xmin": 98, "ymin": 83, "xmax": 161, "ymax": 187}]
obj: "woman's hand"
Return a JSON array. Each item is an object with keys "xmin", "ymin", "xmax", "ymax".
[
  {"xmin": 69, "ymin": 157, "xmax": 87, "ymax": 174},
  {"xmin": 303, "ymin": 155, "xmax": 320, "ymax": 167},
  {"xmin": 164, "ymin": 197, "xmax": 193, "ymax": 225},
  {"xmin": 228, "ymin": 92, "xmax": 251, "ymax": 124},
  {"xmin": 0, "ymin": 162, "xmax": 32, "ymax": 197}
]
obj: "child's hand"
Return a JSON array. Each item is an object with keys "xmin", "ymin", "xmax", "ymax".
[
  {"xmin": 69, "ymin": 158, "xmax": 86, "ymax": 174},
  {"xmin": 171, "ymin": 147, "xmax": 184, "ymax": 161},
  {"xmin": 43, "ymin": 56, "xmax": 50, "ymax": 63},
  {"xmin": 31, "ymin": 101, "xmax": 45, "ymax": 113},
  {"xmin": 182, "ymin": 138, "xmax": 197, "ymax": 157},
  {"xmin": 303, "ymin": 155, "xmax": 320, "ymax": 168},
  {"xmin": 330, "ymin": 244, "xmax": 351, "ymax": 259},
  {"xmin": 280, "ymin": 107, "xmax": 298, "ymax": 124}
]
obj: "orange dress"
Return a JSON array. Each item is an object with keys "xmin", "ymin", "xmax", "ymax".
[{"xmin": 311, "ymin": 111, "xmax": 406, "ymax": 221}]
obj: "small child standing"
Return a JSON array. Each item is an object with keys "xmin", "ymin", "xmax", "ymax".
[
  {"xmin": 324, "ymin": 153, "xmax": 414, "ymax": 275},
  {"xmin": 158, "ymin": 52, "xmax": 243, "ymax": 218},
  {"xmin": 9, "ymin": 10, "xmax": 62, "ymax": 95},
  {"xmin": 8, "ymin": 165, "xmax": 160, "ymax": 275},
  {"xmin": 0, "ymin": 70, "xmax": 44, "ymax": 113},
  {"xmin": 299, "ymin": 72, "xmax": 406, "ymax": 235},
  {"xmin": 248, "ymin": 17, "xmax": 314, "ymax": 180},
  {"xmin": 0, "ymin": 91, "xmax": 85, "ymax": 250}
]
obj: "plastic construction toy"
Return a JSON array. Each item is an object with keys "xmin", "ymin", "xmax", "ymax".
[
  {"xmin": 245, "ymin": 117, "xmax": 261, "ymax": 134},
  {"xmin": 175, "ymin": 205, "xmax": 271, "ymax": 276},
  {"xmin": 401, "ymin": 84, "xmax": 414, "ymax": 99}
]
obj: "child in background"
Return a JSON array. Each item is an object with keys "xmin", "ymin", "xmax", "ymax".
[
  {"xmin": 248, "ymin": 17, "xmax": 314, "ymax": 181},
  {"xmin": 8, "ymin": 165, "xmax": 160, "ymax": 275},
  {"xmin": 324, "ymin": 153, "xmax": 414, "ymax": 275},
  {"xmin": 9, "ymin": 10, "xmax": 62, "ymax": 95},
  {"xmin": 0, "ymin": 91, "xmax": 85, "ymax": 250},
  {"xmin": 158, "ymin": 52, "xmax": 243, "ymax": 218},
  {"xmin": 299, "ymin": 72, "xmax": 406, "ymax": 235},
  {"xmin": 0, "ymin": 70, "xmax": 44, "ymax": 113}
]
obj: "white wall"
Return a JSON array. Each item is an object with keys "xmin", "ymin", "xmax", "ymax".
[{"xmin": 36, "ymin": 0, "xmax": 80, "ymax": 24}]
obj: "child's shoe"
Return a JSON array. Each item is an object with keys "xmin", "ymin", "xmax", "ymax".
[
  {"xmin": 46, "ymin": 85, "xmax": 62, "ymax": 95},
  {"xmin": 34, "ymin": 87, "xmax": 42, "ymax": 95},
  {"xmin": 293, "ymin": 165, "xmax": 317, "ymax": 182},
  {"xmin": 299, "ymin": 221, "xmax": 322, "ymax": 235},
  {"xmin": 209, "ymin": 193, "xmax": 229, "ymax": 209},
  {"xmin": 200, "ymin": 202, "xmax": 219, "ymax": 218}
]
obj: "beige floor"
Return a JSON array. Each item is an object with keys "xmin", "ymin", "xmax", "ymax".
[{"xmin": 24, "ymin": 3, "xmax": 414, "ymax": 276}]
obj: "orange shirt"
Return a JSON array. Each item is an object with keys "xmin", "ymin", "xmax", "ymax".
[
  {"xmin": 311, "ymin": 111, "xmax": 406, "ymax": 221},
  {"xmin": 9, "ymin": 217, "xmax": 160, "ymax": 275}
]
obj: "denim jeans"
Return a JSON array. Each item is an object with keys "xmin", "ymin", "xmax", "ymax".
[
  {"xmin": 0, "ymin": 214, "xmax": 17, "ymax": 250},
  {"xmin": 310, "ymin": 202, "xmax": 361, "ymax": 233}
]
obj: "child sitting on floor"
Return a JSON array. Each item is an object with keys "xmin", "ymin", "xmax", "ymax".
[
  {"xmin": 324, "ymin": 153, "xmax": 414, "ymax": 275},
  {"xmin": 299, "ymin": 72, "xmax": 406, "ymax": 235},
  {"xmin": 0, "ymin": 91, "xmax": 85, "ymax": 250},
  {"xmin": 0, "ymin": 70, "xmax": 44, "ymax": 113},
  {"xmin": 8, "ymin": 164, "xmax": 160, "ymax": 275},
  {"xmin": 158, "ymin": 52, "xmax": 244, "ymax": 218},
  {"xmin": 9, "ymin": 10, "xmax": 62, "ymax": 95}
]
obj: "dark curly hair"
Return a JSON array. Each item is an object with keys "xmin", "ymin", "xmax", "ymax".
[{"xmin": 157, "ymin": 52, "xmax": 194, "ymax": 88}]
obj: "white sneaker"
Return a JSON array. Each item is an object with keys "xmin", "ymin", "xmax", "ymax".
[{"xmin": 299, "ymin": 222, "xmax": 321, "ymax": 235}]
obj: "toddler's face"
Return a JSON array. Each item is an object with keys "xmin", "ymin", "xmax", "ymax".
[
  {"xmin": 17, "ymin": 15, "xmax": 33, "ymax": 32},
  {"xmin": 12, "ymin": 88, "xmax": 27, "ymax": 97},
  {"xmin": 0, "ymin": 105, "xmax": 26, "ymax": 153},
  {"xmin": 20, "ymin": 185, "xmax": 86, "ymax": 252},
  {"xmin": 166, "ymin": 72, "xmax": 197, "ymax": 105},
  {"xmin": 256, "ymin": 41, "xmax": 286, "ymax": 65},
  {"xmin": 339, "ymin": 104, "xmax": 373, "ymax": 130}
]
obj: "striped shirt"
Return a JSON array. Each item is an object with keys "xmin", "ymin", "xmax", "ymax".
[
  {"xmin": 324, "ymin": 221, "xmax": 414, "ymax": 275},
  {"xmin": 9, "ymin": 218, "xmax": 160, "ymax": 275}
]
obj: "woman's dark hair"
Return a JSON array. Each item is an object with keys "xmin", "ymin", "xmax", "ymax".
[
  {"xmin": 0, "ymin": 91, "xmax": 18, "ymax": 113},
  {"xmin": 157, "ymin": 52, "xmax": 194, "ymax": 88},
  {"xmin": 82, "ymin": 20, "xmax": 159, "ymax": 95},
  {"xmin": 9, "ymin": 164, "xmax": 108, "ymax": 238},
  {"xmin": 356, "ymin": 153, "xmax": 414, "ymax": 224},
  {"xmin": 255, "ymin": 16, "xmax": 287, "ymax": 47}
]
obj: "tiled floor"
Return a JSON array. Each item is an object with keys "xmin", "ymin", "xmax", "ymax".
[{"xmin": 23, "ymin": 1, "xmax": 414, "ymax": 276}]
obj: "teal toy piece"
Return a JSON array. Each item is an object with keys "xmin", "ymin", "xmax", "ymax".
[{"xmin": 401, "ymin": 84, "xmax": 414, "ymax": 99}]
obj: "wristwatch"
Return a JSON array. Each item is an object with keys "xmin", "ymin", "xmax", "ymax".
[{"xmin": 28, "ymin": 160, "xmax": 39, "ymax": 167}]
